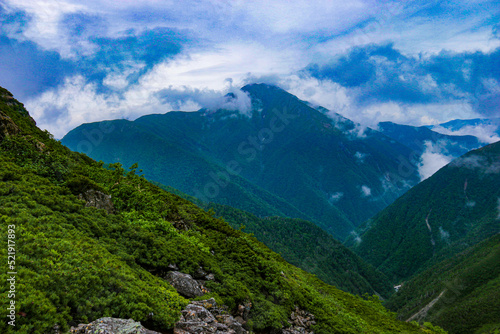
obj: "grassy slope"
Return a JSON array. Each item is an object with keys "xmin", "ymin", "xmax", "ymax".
[{"xmin": 0, "ymin": 87, "xmax": 442, "ymax": 333}]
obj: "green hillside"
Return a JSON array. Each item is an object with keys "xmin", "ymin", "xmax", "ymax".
[
  {"xmin": 0, "ymin": 87, "xmax": 444, "ymax": 333},
  {"xmin": 347, "ymin": 141, "xmax": 500, "ymax": 282},
  {"xmin": 62, "ymin": 84, "xmax": 420, "ymax": 239},
  {"xmin": 385, "ymin": 233, "xmax": 500, "ymax": 334},
  {"xmin": 207, "ymin": 202, "xmax": 393, "ymax": 298}
]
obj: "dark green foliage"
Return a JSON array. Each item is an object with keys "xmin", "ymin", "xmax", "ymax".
[
  {"xmin": 203, "ymin": 202, "xmax": 393, "ymax": 298},
  {"xmin": 385, "ymin": 234, "xmax": 500, "ymax": 334},
  {"xmin": 61, "ymin": 84, "xmax": 421, "ymax": 239},
  {"xmin": 347, "ymin": 142, "xmax": 500, "ymax": 282},
  {"xmin": 0, "ymin": 86, "xmax": 442, "ymax": 333}
]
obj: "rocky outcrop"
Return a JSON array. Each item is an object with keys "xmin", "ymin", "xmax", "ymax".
[
  {"xmin": 70, "ymin": 317, "xmax": 159, "ymax": 334},
  {"xmin": 282, "ymin": 307, "xmax": 316, "ymax": 334},
  {"xmin": 78, "ymin": 189, "xmax": 115, "ymax": 214},
  {"xmin": 174, "ymin": 298, "xmax": 247, "ymax": 334},
  {"xmin": 164, "ymin": 271, "xmax": 207, "ymax": 298},
  {"xmin": 0, "ymin": 110, "xmax": 20, "ymax": 141}
]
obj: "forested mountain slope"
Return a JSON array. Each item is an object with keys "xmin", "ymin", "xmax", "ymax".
[
  {"xmin": 386, "ymin": 233, "xmax": 500, "ymax": 334},
  {"xmin": 0, "ymin": 87, "xmax": 443, "ymax": 333},
  {"xmin": 347, "ymin": 141, "xmax": 500, "ymax": 282}
]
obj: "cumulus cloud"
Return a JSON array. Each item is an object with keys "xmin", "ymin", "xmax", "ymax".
[
  {"xmin": 360, "ymin": 185, "xmax": 372, "ymax": 197},
  {"xmin": 1, "ymin": 0, "xmax": 499, "ymax": 136},
  {"xmin": 418, "ymin": 141, "xmax": 454, "ymax": 181}
]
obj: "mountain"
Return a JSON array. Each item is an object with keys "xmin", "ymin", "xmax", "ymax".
[
  {"xmin": 346, "ymin": 141, "xmax": 500, "ymax": 282},
  {"xmin": 427, "ymin": 118, "xmax": 500, "ymax": 144},
  {"xmin": 62, "ymin": 84, "xmax": 421, "ymax": 239},
  {"xmin": 385, "ymin": 233, "xmax": 500, "ymax": 334},
  {"xmin": 0, "ymin": 86, "xmax": 443, "ymax": 333},
  {"xmin": 377, "ymin": 121, "xmax": 482, "ymax": 157}
]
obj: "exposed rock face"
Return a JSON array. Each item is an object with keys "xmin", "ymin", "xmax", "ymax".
[
  {"xmin": 0, "ymin": 111, "xmax": 20, "ymax": 141},
  {"xmin": 70, "ymin": 317, "xmax": 159, "ymax": 334},
  {"xmin": 164, "ymin": 271, "xmax": 205, "ymax": 298},
  {"xmin": 79, "ymin": 189, "xmax": 115, "ymax": 214},
  {"xmin": 174, "ymin": 299, "xmax": 248, "ymax": 334},
  {"xmin": 282, "ymin": 307, "xmax": 315, "ymax": 334}
]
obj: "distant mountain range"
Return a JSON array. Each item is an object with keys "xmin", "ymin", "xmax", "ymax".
[
  {"xmin": 427, "ymin": 118, "xmax": 500, "ymax": 144},
  {"xmin": 62, "ymin": 84, "xmax": 424, "ymax": 239},
  {"xmin": 377, "ymin": 121, "xmax": 482, "ymax": 157}
]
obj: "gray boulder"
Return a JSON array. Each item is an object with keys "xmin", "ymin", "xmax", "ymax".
[
  {"xmin": 174, "ymin": 299, "xmax": 248, "ymax": 334},
  {"xmin": 165, "ymin": 271, "xmax": 205, "ymax": 298},
  {"xmin": 70, "ymin": 317, "xmax": 159, "ymax": 334}
]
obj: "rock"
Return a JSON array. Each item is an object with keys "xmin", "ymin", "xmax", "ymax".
[
  {"xmin": 164, "ymin": 271, "xmax": 205, "ymax": 298},
  {"xmin": 167, "ymin": 263, "xmax": 179, "ymax": 271},
  {"xmin": 281, "ymin": 307, "xmax": 315, "ymax": 334},
  {"xmin": 78, "ymin": 189, "xmax": 115, "ymax": 214},
  {"xmin": 205, "ymin": 273, "xmax": 215, "ymax": 281},
  {"xmin": 174, "ymin": 299, "xmax": 248, "ymax": 334},
  {"xmin": 0, "ymin": 111, "xmax": 20, "ymax": 142},
  {"xmin": 70, "ymin": 317, "xmax": 159, "ymax": 334}
]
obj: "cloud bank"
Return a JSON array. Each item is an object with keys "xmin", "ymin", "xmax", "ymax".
[{"xmin": 0, "ymin": 0, "xmax": 498, "ymax": 138}]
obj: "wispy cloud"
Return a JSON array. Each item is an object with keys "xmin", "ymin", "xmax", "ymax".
[
  {"xmin": 360, "ymin": 185, "xmax": 372, "ymax": 197},
  {"xmin": 418, "ymin": 141, "xmax": 454, "ymax": 180}
]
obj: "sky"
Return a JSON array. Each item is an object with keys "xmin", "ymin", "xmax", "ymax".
[{"xmin": 0, "ymin": 0, "xmax": 499, "ymax": 139}]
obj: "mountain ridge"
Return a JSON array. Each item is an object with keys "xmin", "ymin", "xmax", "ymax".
[{"xmin": 62, "ymin": 83, "xmax": 421, "ymax": 239}]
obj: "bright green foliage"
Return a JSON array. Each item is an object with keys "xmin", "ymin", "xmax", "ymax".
[
  {"xmin": 347, "ymin": 142, "xmax": 500, "ymax": 282},
  {"xmin": 386, "ymin": 234, "xmax": 500, "ymax": 334},
  {"xmin": 0, "ymin": 87, "xmax": 442, "ymax": 333}
]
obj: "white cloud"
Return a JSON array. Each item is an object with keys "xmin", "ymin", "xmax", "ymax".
[
  {"xmin": 497, "ymin": 198, "xmax": 500, "ymax": 220},
  {"xmin": 418, "ymin": 141, "xmax": 454, "ymax": 181},
  {"xmin": 329, "ymin": 192, "xmax": 344, "ymax": 204},
  {"xmin": 2, "ymin": 0, "xmax": 87, "ymax": 57},
  {"xmin": 3, "ymin": 0, "xmax": 499, "ymax": 136},
  {"xmin": 431, "ymin": 124, "xmax": 500, "ymax": 144},
  {"xmin": 439, "ymin": 226, "xmax": 450, "ymax": 243},
  {"xmin": 360, "ymin": 185, "xmax": 372, "ymax": 197},
  {"xmin": 355, "ymin": 151, "xmax": 367, "ymax": 163},
  {"xmin": 350, "ymin": 230, "xmax": 362, "ymax": 244}
]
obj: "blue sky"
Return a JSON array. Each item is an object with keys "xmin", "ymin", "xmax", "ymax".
[{"xmin": 0, "ymin": 0, "xmax": 499, "ymax": 138}]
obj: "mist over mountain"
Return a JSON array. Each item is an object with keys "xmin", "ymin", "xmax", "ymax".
[
  {"xmin": 62, "ymin": 83, "xmax": 422, "ymax": 239},
  {"xmin": 427, "ymin": 118, "xmax": 500, "ymax": 144}
]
